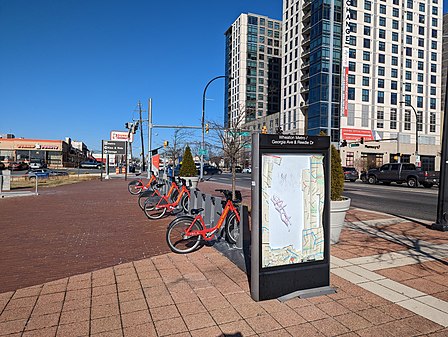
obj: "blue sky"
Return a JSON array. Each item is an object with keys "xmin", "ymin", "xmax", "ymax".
[{"xmin": 0, "ymin": 0, "xmax": 281, "ymax": 154}]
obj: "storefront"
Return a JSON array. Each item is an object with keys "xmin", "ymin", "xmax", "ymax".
[{"xmin": 0, "ymin": 138, "xmax": 70, "ymax": 168}]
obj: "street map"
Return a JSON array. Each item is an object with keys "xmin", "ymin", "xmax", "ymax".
[{"xmin": 261, "ymin": 153, "xmax": 325, "ymax": 268}]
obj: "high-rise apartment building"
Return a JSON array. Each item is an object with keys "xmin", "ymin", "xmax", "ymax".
[
  {"xmin": 339, "ymin": 0, "xmax": 442, "ymax": 170},
  {"xmin": 224, "ymin": 13, "xmax": 282, "ymax": 129},
  {"xmin": 281, "ymin": 0, "xmax": 343, "ymax": 141},
  {"xmin": 282, "ymin": 0, "xmax": 442, "ymax": 170}
]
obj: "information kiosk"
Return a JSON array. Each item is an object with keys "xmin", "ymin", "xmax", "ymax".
[{"xmin": 250, "ymin": 134, "xmax": 332, "ymax": 301}]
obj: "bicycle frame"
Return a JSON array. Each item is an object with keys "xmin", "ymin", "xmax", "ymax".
[
  {"xmin": 155, "ymin": 184, "xmax": 190, "ymax": 211},
  {"xmin": 135, "ymin": 174, "xmax": 157, "ymax": 191},
  {"xmin": 186, "ymin": 199, "xmax": 240, "ymax": 241}
]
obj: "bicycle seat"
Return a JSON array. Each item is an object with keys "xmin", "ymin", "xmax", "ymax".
[
  {"xmin": 156, "ymin": 183, "xmax": 165, "ymax": 188},
  {"xmin": 190, "ymin": 208, "xmax": 204, "ymax": 215}
]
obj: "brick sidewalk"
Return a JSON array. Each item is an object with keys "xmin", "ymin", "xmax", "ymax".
[{"xmin": 1, "ymin": 179, "xmax": 448, "ymax": 336}]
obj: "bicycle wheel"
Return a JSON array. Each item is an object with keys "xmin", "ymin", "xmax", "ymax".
[
  {"xmin": 166, "ymin": 217, "xmax": 203, "ymax": 254},
  {"xmin": 225, "ymin": 212, "xmax": 240, "ymax": 244},
  {"xmin": 128, "ymin": 180, "xmax": 143, "ymax": 195},
  {"xmin": 180, "ymin": 195, "xmax": 189, "ymax": 213},
  {"xmin": 138, "ymin": 190, "xmax": 157, "ymax": 210}
]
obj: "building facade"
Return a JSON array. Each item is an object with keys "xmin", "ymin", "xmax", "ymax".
[
  {"xmin": 281, "ymin": 0, "xmax": 343, "ymax": 141},
  {"xmin": 280, "ymin": 0, "xmax": 442, "ymax": 171},
  {"xmin": 224, "ymin": 13, "xmax": 282, "ymax": 129}
]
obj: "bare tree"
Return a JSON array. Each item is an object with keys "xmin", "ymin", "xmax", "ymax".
[
  {"xmin": 208, "ymin": 105, "xmax": 251, "ymax": 199},
  {"xmin": 164, "ymin": 129, "xmax": 194, "ymax": 167}
]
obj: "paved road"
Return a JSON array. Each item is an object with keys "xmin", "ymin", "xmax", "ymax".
[{"xmin": 208, "ymin": 173, "xmax": 439, "ymax": 222}]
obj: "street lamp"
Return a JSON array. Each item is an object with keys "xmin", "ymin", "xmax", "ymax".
[
  {"xmin": 399, "ymin": 101, "xmax": 419, "ymax": 160},
  {"xmin": 201, "ymin": 75, "xmax": 229, "ymax": 180}
]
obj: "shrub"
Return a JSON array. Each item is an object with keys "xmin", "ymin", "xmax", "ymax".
[
  {"xmin": 330, "ymin": 144, "xmax": 345, "ymax": 201},
  {"xmin": 179, "ymin": 145, "xmax": 197, "ymax": 177}
]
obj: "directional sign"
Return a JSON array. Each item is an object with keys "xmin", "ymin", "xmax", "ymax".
[
  {"xmin": 103, "ymin": 140, "xmax": 127, "ymax": 155},
  {"xmin": 198, "ymin": 149, "xmax": 208, "ymax": 156},
  {"xmin": 349, "ymin": 143, "xmax": 360, "ymax": 148}
]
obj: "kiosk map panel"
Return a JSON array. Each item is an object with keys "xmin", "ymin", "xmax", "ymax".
[{"xmin": 261, "ymin": 153, "xmax": 325, "ymax": 268}]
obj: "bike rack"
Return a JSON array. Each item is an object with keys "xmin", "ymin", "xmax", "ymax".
[{"xmin": 186, "ymin": 191, "xmax": 248, "ymax": 250}]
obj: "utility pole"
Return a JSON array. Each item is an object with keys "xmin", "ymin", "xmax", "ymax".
[
  {"xmin": 138, "ymin": 101, "xmax": 146, "ymax": 172},
  {"xmin": 147, "ymin": 98, "xmax": 152, "ymax": 179}
]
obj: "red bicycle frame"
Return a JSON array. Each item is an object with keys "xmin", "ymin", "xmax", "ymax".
[
  {"xmin": 136, "ymin": 174, "xmax": 157, "ymax": 191},
  {"xmin": 155, "ymin": 184, "xmax": 190, "ymax": 211},
  {"xmin": 186, "ymin": 199, "xmax": 240, "ymax": 241}
]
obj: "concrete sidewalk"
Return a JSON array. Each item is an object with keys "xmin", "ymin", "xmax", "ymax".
[{"xmin": 1, "ymin": 186, "xmax": 448, "ymax": 336}]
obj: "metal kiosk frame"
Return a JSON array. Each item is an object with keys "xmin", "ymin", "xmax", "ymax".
[{"xmin": 250, "ymin": 134, "xmax": 333, "ymax": 301}]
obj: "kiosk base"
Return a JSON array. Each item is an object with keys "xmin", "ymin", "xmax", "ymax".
[{"xmin": 277, "ymin": 286, "xmax": 336, "ymax": 302}]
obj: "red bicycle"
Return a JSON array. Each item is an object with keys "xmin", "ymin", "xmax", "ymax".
[
  {"xmin": 166, "ymin": 189, "xmax": 241, "ymax": 254},
  {"xmin": 143, "ymin": 179, "xmax": 190, "ymax": 219},
  {"xmin": 127, "ymin": 172, "xmax": 158, "ymax": 195},
  {"xmin": 138, "ymin": 179, "xmax": 180, "ymax": 210}
]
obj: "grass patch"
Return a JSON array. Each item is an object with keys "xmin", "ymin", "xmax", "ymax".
[{"xmin": 11, "ymin": 175, "xmax": 99, "ymax": 189}]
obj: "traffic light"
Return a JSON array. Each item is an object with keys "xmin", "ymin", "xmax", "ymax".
[
  {"xmin": 133, "ymin": 121, "xmax": 139, "ymax": 134},
  {"xmin": 205, "ymin": 124, "xmax": 209, "ymax": 134},
  {"xmin": 125, "ymin": 122, "xmax": 130, "ymax": 129},
  {"xmin": 341, "ymin": 139, "xmax": 347, "ymax": 147},
  {"xmin": 360, "ymin": 137, "xmax": 364, "ymax": 144},
  {"xmin": 261, "ymin": 125, "xmax": 267, "ymax": 134},
  {"xmin": 163, "ymin": 141, "xmax": 169, "ymax": 148}
]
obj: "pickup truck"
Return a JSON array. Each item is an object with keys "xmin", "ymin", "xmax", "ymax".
[{"xmin": 365, "ymin": 163, "xmax": 439, "ymax": 188}]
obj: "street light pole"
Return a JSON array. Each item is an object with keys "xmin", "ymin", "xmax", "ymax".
[
  {"xmin": 399, "ymin": 101, "xmax": 419, "ymax": 160},
  {"xmin": 201, "ymin": 75, "xmax": 228, "ymax": 180}
]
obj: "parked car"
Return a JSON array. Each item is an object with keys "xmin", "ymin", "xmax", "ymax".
[
  {"xmin": 8, "ymin": 161, "xmax": 29, "ymax": 171},
  {"xmin": 29, "ymin": 160, "xmax": 47, "ymax": 169},
  {"xmin": 342, "ymin": 167, "xmax": 359, "ymax": 182},
  {"xmin": 235, "ymin": 165, "xmax": 243, "ymax": 173},
  {"xmin": 198, "ymin": 164, "xmax": 222, "ymax": 176},
  {"xmin": 242, "ymin": 167, "xmax": 252, "ymax": 174},
  {"xmin": 79, "ymin": 160, "xmax": 103, "ymax": 169},
  {"xmin": 28, "ymin": 169, "xmax": 69, "ymax": 179},
  {"xmin": 365, "ymin": 163, "xmax": 439, "ymax": 188}
]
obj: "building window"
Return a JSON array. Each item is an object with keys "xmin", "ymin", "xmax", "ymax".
[
  {"xmin": 417, "ymin": 96, "xmax": 423, "ymax": 108},
  {"xmin": 349, "ymin": 61, "xmax": 356, "ymax": 71},
  {"xmin": 418, "ymin": 38, "xmax": 424, "ymax": 47},
  {"xmin": 346, "ymin": 152, "xmax": 354, "ymax": 167},
  {"xmin": 391, "ymin": 68, "xmax": 398, "ymax": 78},
  {"xmin": 431, "ymin": 64, "xmax": 437, "ymax": 72},
  {"xmin": 364, "ymin": 39, "xmax": 370, "ymax": 48},
  {"xmin": 418, "ymin": 61, "xmax": 424, "ymax": 70},
  {"xmin": 392, "ymin": 56, "xmax": 398, "ymax": 65},
  {"xmin": 379, "ymin": 29, "xmax": 386, "ymax": 39},
  {"xmin": 418, "ymin": 73, "xmax": 423, "ymax": 82},
  {"xmin": 392, "ymin": 44, "xmax": 398, "ymax": 54},
  {"xmin": 349, "ymin": 36, "xmax": 357, "ymax": 46},
  {"xmin": 380, "ymin": 4, "xmax": 386, "ymax": 14},
  {"xmin": 348, "ymin": 87, "xmax": 355, "ymax": 100},
  {"xmin": 419, "ymin": 26, "xmax": 425, "ymax": 35},
  {"xmin": 405, "ymin": 71, "xmax": 412, "ymax": 80},
  {"xmin": 419, "ymin": 14, "xmax": 425, "ymax": 24},
  {"xmin": 348, "ymin": 74, "xmax": 355, "ymax": 84},
  {"xmin": 407, "ymin": 0, "xmax": 413, "ymax": 9},
  {"xmin": 390, "ymin": 108, "xmax": 397, "ymax": 129},
  {"xmin": 406, "ymin": 59, "xmax": 412, "ymax": 68},
  {"xmin": 363, "ymin": 51, "xmax": 370, "ymax": 61},
  {"xmin": 392, "ymin": 32, "xmax": 399, "ymax": 41},
  {"xmin": 392, "ymin": 8, "xmax": 399, "ymax": 17},
  {"xmin": 349, "ymin": 48, "xmax": 356, "ymax": 58},
  {"xmin": 392, "ymin": 20, "xmax": 399, "ymax": 29},
  {"xmin": 430, "ymin": 98, "xmax": 436, "ymax": 109},
  {"xmin": 379, "ymin": 41, "xmax": 385, "ymax": 51},
  {"xmin": 364, "ymin": 13, "xmax": 371, "ymax": 23},
  {"xmin": 378, "ymin": 66, "xmax": 385, "ymax": 76},
  {"xmin": 377, "ymin": 110, "xmax": 384, "ymax": 128},
  {"xmin": 378, "ymin": 79, "xmax": 384, "ymax": 88},
  {"xmin": 391, "ymin": 81, "xmax": 397, "ymax": 90},
  {"xmin": 430, "ymin": 87, "xmax": 436, "ymax": 95},
  {"xmin": 391, "ymin": 92, "xmax": 397, "ymax": 104},
  {"xmin": 404, "ymin": 110, "xmax": 411, "ymax": 130},
  {"xmin": 365, "ymin": 0, "xmax": 371, "ymax": 10},
  {"xmin": 379, "ymin": 17, "xmax": 386, "ymax": 26},
  {"xmin": 378, "ymin": 91, "xmax": 384, "ymax": 103},
  {"xmin": 430, "ymin": 112, "xmax": 436, "ymax": 132},
  {"xmin": 363, "ymin": 64, "xmax": 370, "ymax": 74},
  {"xmin": 364, "ymin": 26, "xmax": 371, "ymax": 36},
  {"xmin": 362, "ymin": 89, "xmax": 369, "ymax": 102},
  {"xmin": 362, "ymin": 77, "xmax": 369, "ymax": 86},
  {"xmin": 406, "ymin": 35, "xmax": 412, "ymax": 44},
  {"xmin": 417, "ymin": 84, "xmax": 423, "ymax": 93},
  {"xmin": 406, "ymin": 23, "xmax": 413, "ymax": 32},
  {"xmin": 405, "ymin": 83, "xmax": 411, "ymax": 92},
  {"xmin": 431, "ymin": 52, "xmax": 437, "ymax": 61},
  {"xmin": 431, "ymin": 75, "xmax": 436, "ymax": 84}
]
